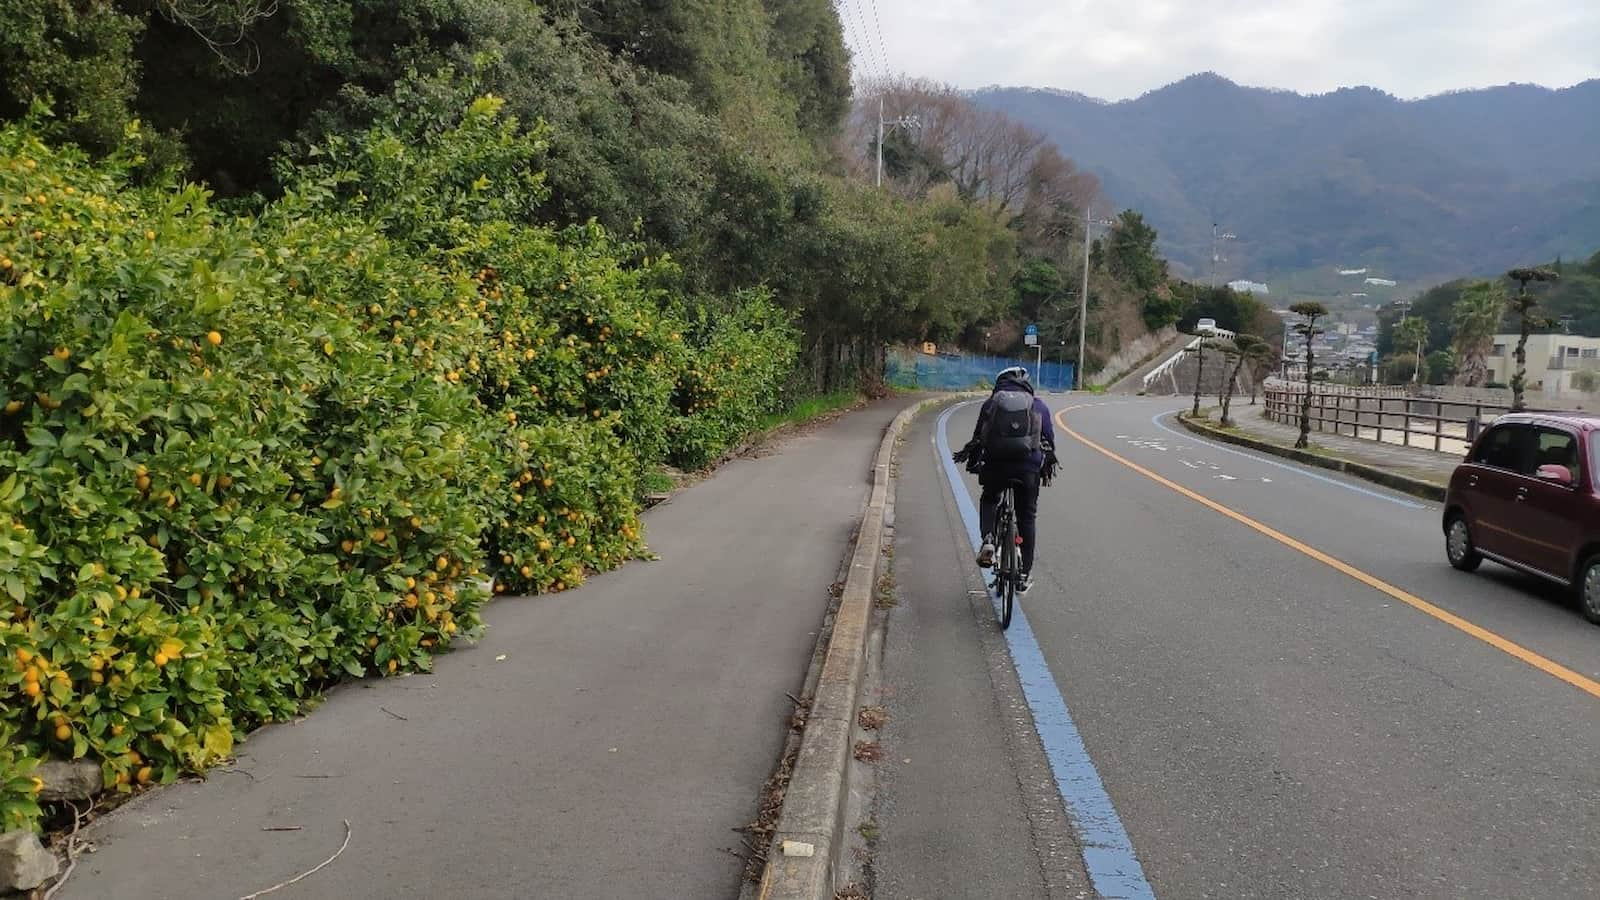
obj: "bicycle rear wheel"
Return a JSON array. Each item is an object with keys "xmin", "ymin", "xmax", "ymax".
[
  {"xmin": 997, "ymin": 504, "xmax": 1017, "ymax": 630},
  {"xmin": 999, "ymin": 559, "xmax": 1015, "ymax": 629}
]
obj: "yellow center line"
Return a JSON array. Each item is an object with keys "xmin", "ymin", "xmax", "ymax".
[{"xmin": 1055, "ymin": 407, "xmax": 1600, "ymax": 702}]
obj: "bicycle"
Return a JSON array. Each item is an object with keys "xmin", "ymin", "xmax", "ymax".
[{"xmin": 991, "ymin": 480, "xmax": 1024, "ymax": 630}]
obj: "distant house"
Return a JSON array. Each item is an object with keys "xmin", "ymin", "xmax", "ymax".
[
  {"xmin": 1227, "ymin": 279, "xmax": 1270, "ymax": 295},
  {"xmin": 1485, "ymin": 334, "xmax": 1600, "ymax": 392},
  {"xmin": 1364, "ymin": 277, "xmax": 1398, "ymax": 287}
]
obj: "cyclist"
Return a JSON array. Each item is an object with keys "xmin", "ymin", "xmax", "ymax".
[{"xmin": 951, "ymin": 366, "xmax": 1059, "ymax": 592}]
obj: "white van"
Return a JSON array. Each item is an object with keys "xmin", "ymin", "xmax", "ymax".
[{"xmin": 1196, "ymin": 318, "xmax": 1218, "ymax": 335}]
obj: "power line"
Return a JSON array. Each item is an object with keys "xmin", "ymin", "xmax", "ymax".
[
  {"xmin": 838, "ymin": 0, "xmax": 885, "ymax": 86},
  {"xmin": 867, "ymin": 0, "xmax": 893, "ymax": 81}
]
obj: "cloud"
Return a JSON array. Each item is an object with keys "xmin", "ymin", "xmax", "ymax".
[{"xmin": 839, "ymin": 0, "xmax": 1600, "ymax": 99}]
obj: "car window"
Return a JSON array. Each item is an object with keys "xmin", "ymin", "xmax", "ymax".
[
  {"xmin": 1471, "ymin": 425, "xmax": 1529, "ymax": 472},
  {"xmin": 1535, "ymin": 428, "xmax": 1579, "ymax": 482}
]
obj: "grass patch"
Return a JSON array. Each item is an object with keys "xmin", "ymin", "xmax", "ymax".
[
  {"xmin": 757, "ymin": 390, "xmax": 861, "ymax": 431},
  {"xmin": 641, "ymin": 469, "xmax": 678, "ymax": 495}
]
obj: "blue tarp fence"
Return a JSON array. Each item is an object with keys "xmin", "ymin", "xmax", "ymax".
[{"xmin": 885, "ymin": 348, "xmax": 1075, "ymax": 392}]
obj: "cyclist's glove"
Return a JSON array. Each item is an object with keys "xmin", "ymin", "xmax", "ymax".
[
  {"xmin": 952, "ymin": 439, "xmax": 980, "ymax": 466},
  {"xmin": 1040, "ymin": 446, "xmax": 1060, "ymax": 486}
]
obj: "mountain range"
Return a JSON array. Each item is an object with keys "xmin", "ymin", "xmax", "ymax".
[{"xmin": 972, "ymin": 73, "xmax": 1600, "ymax": 302}]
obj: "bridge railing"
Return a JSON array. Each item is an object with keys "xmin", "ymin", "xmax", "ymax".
[{"xmin": 1262, "ymin": 384, "xmax": 1518, "ymax": 456}]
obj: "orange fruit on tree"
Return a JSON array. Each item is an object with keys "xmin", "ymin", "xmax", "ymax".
[
  {"xmin": 55, "ymin": 724, "xmax": 71, "ymax": 741},
  {"xmin": 206, "ymin": 331, "xmax": 222, "ymax": 346}
]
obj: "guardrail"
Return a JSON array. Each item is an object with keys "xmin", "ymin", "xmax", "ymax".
[
  {"xmin": 1262, "ymin": 384, "xmax": 1517, "ymax": 455},
  {"xmin": 1141, "ymin": 328, "xmax": 1236, "ymax": 392}
]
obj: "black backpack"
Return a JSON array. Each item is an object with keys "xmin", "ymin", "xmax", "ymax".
[{"xmin": 982, "ymin": 389, "xmax": 1041, "ymax": 461}]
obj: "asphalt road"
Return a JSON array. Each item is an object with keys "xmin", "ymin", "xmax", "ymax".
[{"xmin": 876, "ymin": 395, "xmax": 1600, "ymax": 899}]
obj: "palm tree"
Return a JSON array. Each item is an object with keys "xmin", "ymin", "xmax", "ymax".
[
  {"xmin": 1289, "ymin": 302, "xmax": 1327, "ymax": 449},
  {"xmin": 1221, "ymin": 334, "xmax": 1265, "ymax": 426},
  {"xmin": 1393, "ymin": 316, "xmax": 1429, "ymax": 384},
  {"xmin": 1507, "ymin": 267, "xmax": 1559, "ymax": 410},
  {"xmin": 1452, "ymin": 280, "xmax": 1508, "ymax": 388}
]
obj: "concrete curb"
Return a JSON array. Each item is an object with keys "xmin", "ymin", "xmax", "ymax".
[
  {"xmin": 1174, "ymin": 413, "xmax": 1448, "ymax": 502},
  {"xmin": 755, "ymin": 393, "xmax": 978, "ymax": 899}
]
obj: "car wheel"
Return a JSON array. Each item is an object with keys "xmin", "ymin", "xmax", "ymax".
[
  {"xmin": 1578, "ymin": 557, "xmax": 1600, "ymax": 625},
  {"xmin": 1446, "ymin": 515, "xmax": 1482, "ymax": 573}
]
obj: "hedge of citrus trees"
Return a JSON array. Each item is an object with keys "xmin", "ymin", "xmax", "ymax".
[{"xmin": 0, "ymin": 100, "xmax": 798, "ymax": 831}]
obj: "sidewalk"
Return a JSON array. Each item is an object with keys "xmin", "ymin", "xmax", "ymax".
[
  {"xmin": 1183, "ymin": 406, "xmax": 1460, "ymax": 498},
  {"xmin": 62, "ymin": 398, "xmax": 913, "ymax": 900}
]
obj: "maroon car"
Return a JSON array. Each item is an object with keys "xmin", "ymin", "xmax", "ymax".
[{"xmin": 1444, "ymin": 412, "xmax": 1600, "ymax": 624}]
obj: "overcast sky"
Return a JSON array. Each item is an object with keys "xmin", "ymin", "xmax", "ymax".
[{"xmin": 840, "ymin": 0, "xmax": 1600, "ymax": 100}]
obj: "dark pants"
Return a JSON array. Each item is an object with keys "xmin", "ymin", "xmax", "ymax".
[{"xmin": 979, "ymin": 469, "xmax": 1039, "ymax": 574}]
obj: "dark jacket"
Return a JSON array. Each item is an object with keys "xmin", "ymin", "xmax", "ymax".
[{"xmin": 970, "ymin": 376, "xmax": 1055, "ymax": 477}]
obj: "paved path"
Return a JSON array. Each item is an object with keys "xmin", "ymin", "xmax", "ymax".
[
  {"xmin": 876, "ymin": 395, "xmax": 1600, "ymax": 898},
  {"xmin": 63, "ymin": 399, "xmax": 910, "ymax": 900},
  {"xmin": 1223, "ymin": 405, "xmax": 1460, "ymax": 484}
]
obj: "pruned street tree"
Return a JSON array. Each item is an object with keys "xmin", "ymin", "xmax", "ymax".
[
  {"xmin": 1289, "ymin": 302, "xmax": 1328, "ymax": 449},
  {"xmin": 1507, "ymin": 267, "xmax": 1560, "ymax": 410},
  {"xmin": 1221, "ymin": 334, "xmax": 1267, "ymax": 426}
]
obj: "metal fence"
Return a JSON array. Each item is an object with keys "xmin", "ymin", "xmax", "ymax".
[
  {"xmin": 1262, "ymin": 385, "xmax": 1519, "ymax": 456},
  {"xmin": 885, "ymin": 348, "xmax": 1075, "ymax": 392}
]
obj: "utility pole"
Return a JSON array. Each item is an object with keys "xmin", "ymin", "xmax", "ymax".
[
  {"xmin": 876, "ymin": 96, "xmax": 921, "ymax": 188},
  {"xmin": 876, "ymin": 96, "xmax": 884, "ymax": 188},
  {"xmin": 1077, "ymin": 206, "xmax": 1116, "ymax": 389},
  {"xmin": 1079, "ymin": 206, "xmax": 1091, "ymax": 389},
  {"xmin": 1210, "ymin": 222, "xmax": 1236, "ymax": 289}
]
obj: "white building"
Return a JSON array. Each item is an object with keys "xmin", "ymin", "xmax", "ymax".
[
  {"xmin": 1227, "ymin": 279, "xmax": 1270, "ymax": 295},
  {"xmin": 1486, "ymin": 334, "xmax": 1600, "ymax": 392}
]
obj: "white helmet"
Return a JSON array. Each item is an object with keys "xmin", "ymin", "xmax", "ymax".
[{"xmin": 996, "ymin": 365, "xmax": 1030, "ymax": 387}]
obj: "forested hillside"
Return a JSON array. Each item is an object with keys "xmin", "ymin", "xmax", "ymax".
[{"xmin": 975, "ymin": 74, "xmax": 1600, "ymax": 292}]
